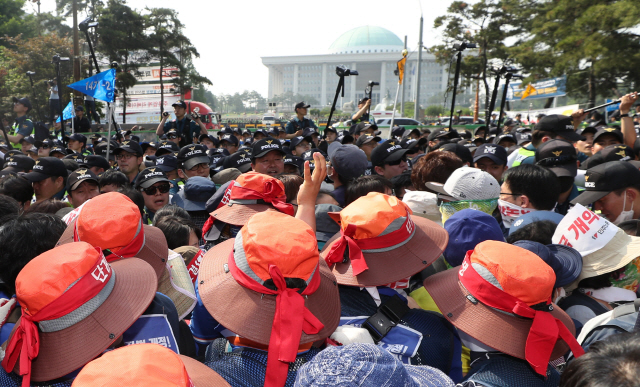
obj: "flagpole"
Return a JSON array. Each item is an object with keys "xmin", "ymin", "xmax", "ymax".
[
  {"xmin": 389, "ymin": 83, "xmax": 401, "ymax": 139},
  {"xmin": 106, "ymin": 104, "xmax": 112, "ymax": 159}
]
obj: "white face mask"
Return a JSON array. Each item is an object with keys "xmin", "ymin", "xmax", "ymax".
[
  {"xmin": 497, "ymin": 199, "xmax": 536, "ymax": 228},
  {"xmin": 614, "ymin": 192, "xmax": 635, "ymax": 225}
]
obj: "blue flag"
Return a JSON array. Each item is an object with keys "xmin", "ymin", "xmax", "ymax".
[
  {"xmin": 67, "ymin": 68, "xmax": 116, "ymax": 102},
  {"xmin": 56, "ymin": 101, "xmax": 75, "ymax": 123}
]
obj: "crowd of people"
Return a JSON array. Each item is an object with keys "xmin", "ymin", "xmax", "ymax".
[{"xmin": 0, "ymin": 92, "xmax": 639, "ymax": 387}]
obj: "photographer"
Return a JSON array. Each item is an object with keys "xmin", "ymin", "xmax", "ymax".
[
  {"xmin": 48, "ymin": 79, "xmax": 59, "ymax": 125},
  {"xmin": 155, "ymin": 100, "xmax": 207, "ymax": 147},
  {"xmin": 284, "ymin": 101, "xmax": 318, "ymax": 139},
  {"xmin": 352, "ymin": 97, "xmax": 372, "ymax": 124}
]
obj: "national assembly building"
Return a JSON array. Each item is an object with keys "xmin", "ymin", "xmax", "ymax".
[{"xmin": 261, "ymin": 25, "xmax": 448, "ymax": 109}]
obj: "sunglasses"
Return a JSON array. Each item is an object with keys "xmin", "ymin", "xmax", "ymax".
[
  {"xmin": 167, "ymin": 134, "xmax": 178, "ymax": 139},
  {"xmin": 41, "ymin": 145, "xmax": 49, "ymax": 149},
  {"xmin": 141, "ymin": 183, "xmax": 170, "ymax": 196},
  {"xmin": 386, "ymin": 156, "xmax": 407, "ymax": 166}
]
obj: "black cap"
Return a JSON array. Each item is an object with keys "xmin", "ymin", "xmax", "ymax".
[
  {"xmin": 24, "ymin": 157, "xmax": 68, "ymax": 182},
  {"xmin": 295, "ymin": 101, "xmax": 310, "ymax": 110},
  {"xmin": 252, "ymin": 137, "xmax": 285, "ymax": 158},
  {"xmin": 353, "ymin": 122, "xmax": 379, "ymax": 136},
  {"xmin": 177, "ymin": 144, "xmax": 209, "ymax": 170},
  {"xmin": 391, "ymin": 126, "xmax": 406, "ymax": 138},
  {"xmin": 67, "ymin": 133, "xmax": 87, "ymax": 144},
  {"xmin": 474, "ymin": 126, "xmax": 488, "ymax": 136},
  {"xmin": 222, "ymin": 150, "xmax": 252, "ymax": 173},
  {"xmin": 74, "ymin": 105, "xmax": 85, "ymax": 112},
  {"xmin": 2, "ymin": 155, "xmax": 35, "ymax": 173},
  {"xmin": 302, "ymin": 127, "xmax": 319, "ymax": 138},
  {"xmin": 290, "ymin": 135, "xmax": 312, "ymax": 149},
  {"xmin": 427, "ymin": 129, "xmax": 456, "ymax": 142},
  {"xmin": 358, "ymin": 97, "xmax": 369, "ymax": 105},
  {"xmin": 283, "ymin": 155, "xmax": 304, "ymax": 172},
  {"xmin": 208, "ymin": 148, "xmax": 229, "ymax": 166},
  {"xmin": 535, "ymin": 139, "xmax": 578, "ymax": 177},
  {"xmin": 4, "ymin": 150, "xmax": 23, "ymax": 158},
  {"xmin": 165, "ymin": 129, "xmax": 180, "ymax": 139},
  {"xmin": 370, "ymin": 139, "xmax": 409, "ymax": 167},
  {"xmin": 12, "ymin": 97, "xmax": 32, "ymax": 112},
  {"xmin": 437, "ymin": 142, "xmax": 473, "ymax": 165},
  {"xmin": 515, "ymin": 132, "xmax": 532, "ymax": 145},
  {"xmin": 400, "ymin": 137, "xmax": 427, "ymax": 151},
  {"xmin": 64, "ymin": 154, "xmax": 86, "ymax": 165},
  {"xmin": 458, "ymin": 140, "xmax": 477, "ymax": 153},
  {"xmin": 155, "ymin": 154, "xmax": 178, "ymax": 172},
  {"xmin": 66, "ymin": 168, "xmax": 99, "ymax": 192},
  {"xmin": 356, "ymin": 134, "xmax": 381, "ymax": 147},
  {"xmin": 494, "ymin": 133, "xmax": 516, "ymax": 146},
  {"xmin": 20, "ymin": 136, "xmax": 36, "ymax": 145},
  {"xmin": 171, "ymin": 100, "xmax": 187, "ymax": 109},
  {"xmin": 50, "ymin": 145, "xmax": 67, "ymax": 156},
  {"xmin": 503, "ymin": 118, "xmax": 516, "ymax": 127},
  {"xmin": 135, "ymin": 167, "xmax": 170, "ymax": 189},
  {"xmin": 534, "ymin": 115, "xmax": 585, "ymax": 142},
  {"xmin": 220, "ymin": 134, "xmax": 239, "ymax": 147},
  {"xmin": 84, "ymin": 155, "xmax": 110, "ymax": 171},
  {"xmin": 254, "ymin": 129, "xmax": 268, "ymax": 137},
  {"xmin": 115, "ymin": 140, "xmax": 143, "ymax": 156},
  {"xmin": 155, "ymin": 140, "xmax": 180, "ymax": 156},
  {"xmin": 473, "ymin": 143, "xmax": 508, "ymax": 165},
  {"xmin": 95, "ymin": 142, "xmax": 116, "ymax": 160},
  {"xmin": 583, "ymin": 144, "xmax": 636, "ymax": 169},
  {"xmin": 198, "ymin": 134, "xmax": 219, "ymax": 147},
  {"xmin": 571, "ymin": 161, "xmax": 640, "ymax": 205},
  {"xmin": 324, "ymin": 126, "xmax": 338, "ymax": 134},
  {"xmin": 593, "ymin": 127, "xmax": 624, "ymax": 144},
  {"xmin": 141, "ymin": 142, "xmax": 158, "ymax": 153}
]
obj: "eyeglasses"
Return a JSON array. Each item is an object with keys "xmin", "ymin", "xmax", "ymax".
[
  {"xmin": 115, "ymin": 153, "xmax": 135, "ymax": 161},
  {"xmin": 141, "ymin": 183, "xmax": 170, "ymax": 196},
  {"xmin": 188, "ymin": 163, "xmax": 208, "ymax": 172},
  {"xmin": 500, "ymin": 192, "xmax": 522, "ymax": 197},
  {"xmin": 386, "ymin": 156, "xmax": 407, "ymax": 166}
]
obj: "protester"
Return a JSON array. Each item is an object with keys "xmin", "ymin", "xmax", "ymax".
[
  {"xmin": 344, "ymin": 175, "xmax": 393, "ymax": 206},
  {"xmin": 98, "ymin": 168, "xmax": 129, "ymax": 193},
  {"xmin": 411, "ymin": 151, "xmax": 463, "ymax": 193},
  {"xmin": 170, "ymin": 176, "xmax": 216, "ymax": 232}
]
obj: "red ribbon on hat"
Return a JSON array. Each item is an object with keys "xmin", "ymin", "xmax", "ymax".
[
  {"xmin": 227, "ymin": 251, "xmax": 324, "ymax": 387},
  {"xmin": 73, "ymin": 220, "xmax": 145, "ymax": 261},
  {"xmin": 457, "ymin": 253, "xmax": 585, "ymax": 375},
  {"xmin": 324, "ymin": 216, "xmax": 415, "ymax": 276},
  {"xmin": 227, "ymin": 181, "xmax": 294, "ymax": 217},
  {"xmin": 1, "ymin": 248, "xmax": 113, "ymax": 387}
]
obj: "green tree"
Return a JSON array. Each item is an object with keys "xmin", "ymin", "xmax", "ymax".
[
  {"xmin": 54, "ymin": 0, "xmax": 103, "ymax": 19},
  {"xmin": 97, "ymin": 0, "xmax": 148, "ymax": 123},
  {"xmin": 507, "ymin": 0, "xmax": 640, "ymax": 107},
  {"xmin": 425, "ymin": 105, "xmax": 446, "ymax": 116}
]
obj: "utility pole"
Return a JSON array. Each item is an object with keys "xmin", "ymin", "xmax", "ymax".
[
  {"xmin": 414, "ymin": 16, "xmax": 423, "ymax": 120},
  {"xmin": 401, "ymin": 35, "xmax": 407, "ymax": 114},
  {"xmin": 72, "ymin": 0, "xmax": 82, "ymax": 106}
]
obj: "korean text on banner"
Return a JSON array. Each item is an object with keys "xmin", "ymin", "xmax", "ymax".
[
  {"xmin": 67, "ymin": 68, "xmax": 116, "ymax": 103},
  {"xmin": 552, "ymin": 204, "xmax": 618, "ymax": 256},
  {"xmin": 56, "ymin": 101, "xmax": 75, "ymax": 123}
]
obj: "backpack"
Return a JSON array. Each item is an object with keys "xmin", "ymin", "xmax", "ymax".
[{"xmin": 574, "ymin": 299, "xmax": 640, "ymax": 354}]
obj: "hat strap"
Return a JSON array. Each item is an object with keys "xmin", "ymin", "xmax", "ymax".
[
  {"xmin": 227, "ymin": 253, "xmax": 324, "ymax": 387},
  {"xmin": 1, "ymin": 248, "xmax": 113, "ymax": 386},
  {"xmin": 228, "ymin": 184, "xmax": 294, "ymax": 216},
  {"xmin": 458, "ymin": 254, "xmax": 585, "ymax": 375},
  {"xmin": 324, "ymin": 216, "xmax": 416, "ymax": 276}
]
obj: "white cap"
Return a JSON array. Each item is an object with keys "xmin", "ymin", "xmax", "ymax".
[
  {"xmin": 402, "ymin": 190, "xmax": 442, "ymax": 225},
  {"xmin": 425, "ymin": 167, "xmax": 500, "ymax": 201}
]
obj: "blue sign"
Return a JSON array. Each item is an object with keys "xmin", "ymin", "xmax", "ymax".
[
  {"xmin": 67, "ymin": 68, "xmax": 116, "ymax": 102},
  {"xmin": 122, "ymin": 314, "xmax": 179, "ymax": 353},
  {"xmin": 605, "ymin": 99, "xmax": 620, "ymax": 112},
  {"xmin": 506, "ymin": 76, "xmax": 567, "ymax": 101},
  {"xmin": 56, "ymin": 101, "xmax": 75, "ymax": 123}
]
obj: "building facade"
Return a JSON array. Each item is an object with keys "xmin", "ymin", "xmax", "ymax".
[{"xmin": 261, "ymin": 25, "xmax": 448, "ymax": 109}]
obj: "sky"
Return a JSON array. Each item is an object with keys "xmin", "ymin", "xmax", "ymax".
[{"xmin": 31, "ymin": 0, "xmax": 457, "ymax": 97}]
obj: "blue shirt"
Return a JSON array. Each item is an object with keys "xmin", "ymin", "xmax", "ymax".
[
  {"xmin": 285, "ymin": 117, "xmax": 317, "ymax": 134},
  {"xmin": 163, "ymin": 117, "xmax": 199, "ymax": 145}
]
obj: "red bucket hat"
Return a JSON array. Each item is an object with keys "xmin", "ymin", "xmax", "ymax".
[
  {"xmin": 210, "ymin": 172, "xmax": 294, "ymax": 226},
  {"xmin": 198, "ymin": 211, "xmax": 340, "ymax": 387},
  {"xmin": 320, "ymin": 192, "xmax": 448, "ymax": 287},
  {"xmin": 424, "ymin": 240, "xmax": 584, "ymax": 375},
  {"xmin": 71, "ymin": 343, "xmax": 230, "ymax": 387},
  {"xmin": 57, "ymin": 192, "xmax": 167, "ymax": 280},
  {"xmin": 1, "ymin": 242, "xmax": 157, "ymax": 385}
]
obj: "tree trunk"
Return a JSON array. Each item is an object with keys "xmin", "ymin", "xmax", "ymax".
[{"xmin": 587, "ymin": 66, "xmax": 596, "ymax": 109}]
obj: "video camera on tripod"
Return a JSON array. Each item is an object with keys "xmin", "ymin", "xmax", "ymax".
[{"xmin": 336, "ymin": 65, "xmax": 358, "ymax": 77}]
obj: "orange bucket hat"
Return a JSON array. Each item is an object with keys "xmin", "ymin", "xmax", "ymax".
[
  {"xmin": 1, "ymin": 242, "xmax": 157, "ymax": 385},
  {"xmin": 198, "ymin": 211, "xmax": 340, "ymax": 387},
  {"xmin": 209, "ymin": 172, "xmax": 294, "ymax": 226},
  {"xmin": 320, "ymin": 192, "xmax": 448, "ymax": 287},
  {"xmin": 424, "ymin": 240, "xmax": 584, "ymax": 375},
  {"xmin": 57, "ymin": 192, "xmax": 167, "ymax": 280},
  {"xmin": 71, "ymin": 343, "xmax": 230, "ymax": 387}
]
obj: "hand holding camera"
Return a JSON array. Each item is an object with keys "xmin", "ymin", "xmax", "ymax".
[{"xmin": 188, "ymin": 111, "xmax": 201, "ymax": 121}]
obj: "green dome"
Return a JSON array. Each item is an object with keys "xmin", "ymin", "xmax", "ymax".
[{"xmin": 329, "ymin": 26, "xmax": 403, "ymax": 54}]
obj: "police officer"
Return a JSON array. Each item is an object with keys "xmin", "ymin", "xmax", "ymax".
[
  {"xmin": 6, "ymin": 97, "xmax": 34, "ymax": 150},
  {"xmin": 156, "ymin": 100, "xmax": 207, "ymax": 147},
  {"xmin": 284, "ymin": 101, "xmax": 317, "ymax": 139}
]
